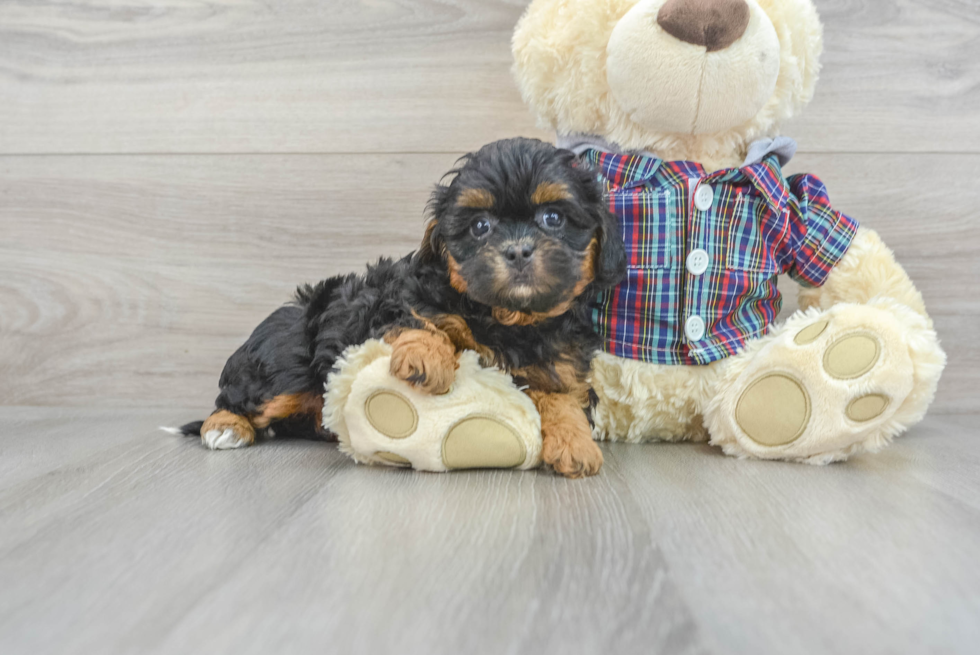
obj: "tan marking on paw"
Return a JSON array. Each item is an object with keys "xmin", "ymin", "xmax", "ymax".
[
  {"xmin": 529, "ymin": 391, "xmax": 602, "ymax": 478},
  {"xmin": 200, "ymin": 410, "xmax": 255, "ymax": 449},
  {"xmin": 735, "ymin": 373, "xmax": 811, "ymax": 446},
  {"xmin": 824, "ymin": 332, "xmax": 881, "ymax": 380},
  {"xmin": 441, "ymin": 416, "xmax": 526, "ymax": 469},
  {"xmin": 365, "ymin": 390, "xmax": 418, "ymax": 439},
  {"xmin": 387, "ymin": 327, "xmax": 457, "ymax": 395}
]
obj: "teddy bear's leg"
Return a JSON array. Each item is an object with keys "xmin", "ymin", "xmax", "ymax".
[
  {"xmin": 590, "ymin": 351, "xmax": 720, "ymax": 443},
  {"xmin": 705, "ymin": 227, "xmax": 944, "ymax": 463},
  {"xmin": 705, "ymin": 297, "xmax": 944, "ymax": 463},
  {"xmin": 323, "ymin": 340, "xmax": 543, "ymax": 472}
]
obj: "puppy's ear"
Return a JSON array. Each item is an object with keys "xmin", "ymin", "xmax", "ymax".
[
  {"xmin": 566, "ymin": 152, "xmax": 625, "ymax": 290},
  {"xmin": 417, "ymin": 184, "xmax": 452, "ymax": 262},
  {"xmin": 417, "ymin": 218, "xmax": 443, "ymax": 263},
  {"xmin": 591, "ymin": 203, "xmax": 626, "ymax": 289}
]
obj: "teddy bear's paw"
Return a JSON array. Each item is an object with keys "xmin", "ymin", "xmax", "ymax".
[
  {"xmin": 329, "ymin": 344, "xmax": 543, "ymax": 472},
  {"xmin": 713, "ymin": 304, "xmax": 918, "ymax": 461},
  {"xmin": 361, "ymin": 391, "xmax": 528, "ymax": 471}
]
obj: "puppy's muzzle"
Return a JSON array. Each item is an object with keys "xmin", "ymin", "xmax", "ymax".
[{"xmin": 502, "ymin": 241, "xmax": 536, "ymax": 273}]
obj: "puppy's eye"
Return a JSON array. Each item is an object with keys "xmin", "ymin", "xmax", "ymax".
[
  {"xmin": 541, "ymin": 211, "xmax": 565, "ymax": 229},
  {"xmin": 471, "ymin": 217, "xmax": 492, "ymax": 238}
]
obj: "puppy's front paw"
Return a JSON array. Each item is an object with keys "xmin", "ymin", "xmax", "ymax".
[
  {"xmin": 388, "ymin": 329, "xmax": 457, "ymax": 395},
  {"xmin": 542, "ymin": 432, "xmax": 603, "ymax": 479}
]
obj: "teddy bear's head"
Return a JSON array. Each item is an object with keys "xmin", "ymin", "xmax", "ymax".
[{"xmin": 513, "ymin": 0, "xmax": 823, "ymax": 169}]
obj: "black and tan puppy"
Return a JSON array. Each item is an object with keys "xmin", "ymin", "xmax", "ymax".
[{"xmin": 176, "ymin": 138, "xmax": 626, "ymax": 477}]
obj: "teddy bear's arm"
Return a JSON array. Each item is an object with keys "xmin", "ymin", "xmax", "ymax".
[
  {"xmin": 799, "ymin": 227, "xmax": 930, "ymax": 323},
  {"xmin": 781, "ymin": 173, "xmax": 859, "ymax": 291},
  {"xmin": 782, "ymin": 173, "xmax": 930, "ymax": 321}
]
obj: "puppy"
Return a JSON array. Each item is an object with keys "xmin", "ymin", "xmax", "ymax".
[{"xmin": 176, "ymin": 138, "xmax": 626, "ymax": 477}]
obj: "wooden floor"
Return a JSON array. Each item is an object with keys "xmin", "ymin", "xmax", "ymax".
[
  {"xmin": 2, "ymin": 0, "xmax": 979, "ymax": 652},
  {"xmin": 1, "ymin": 408, "xmax": 979, "ymax": 655}
]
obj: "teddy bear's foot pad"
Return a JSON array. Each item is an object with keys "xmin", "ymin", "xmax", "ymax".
[
  {"xmin": 442, "ymin": 417, "xmax": 526, "ymax": 469},
  {"xmin": 375, "ymin": 451, "xmax": 412, "ymax": 466},
  {"xmin": 823, "ymin": 332, "xmax": 880, "ymax": 380},
  {"xmin": 364, "ymin": 390, "xmax": 418, "ymax": 439},
  {"xmin": 845, "ymin": 394, "xmax": 890, "ymax": 422},
  {"xmin": 735, "ymin": 373, "xmax": 811, "ymax": 446}
]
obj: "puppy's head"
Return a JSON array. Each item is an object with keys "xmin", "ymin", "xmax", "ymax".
[{"xmin": 420, "ymin": 138, "xmax": 625, "ymax": 315}]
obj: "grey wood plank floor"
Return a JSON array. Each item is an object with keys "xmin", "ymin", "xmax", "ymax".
[{"xmin": 1, "ymin": 408, "xmax": 978, "ymax": 655}]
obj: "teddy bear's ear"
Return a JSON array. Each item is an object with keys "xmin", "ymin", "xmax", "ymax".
[
  {"xmin": 783, "ymin": 0, "xmax": 824, "ymax": 114},
  {"xmin": 512, "ymin": 0, "xmax": 620, "ymax": 138}
]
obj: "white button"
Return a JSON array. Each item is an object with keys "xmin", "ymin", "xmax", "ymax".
[
  {"xmin": 685, "ymin": 315, "xmax": 706, "ymax": 342},
  {"xmin": 694, "ymin": 183, "xmax": 714, "ymax": 211},
  {"xmin": 686, "ymin": 248, "xmax": 709, "ymax": 276}
]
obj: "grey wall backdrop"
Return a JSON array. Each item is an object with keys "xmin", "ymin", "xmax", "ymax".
[{"xmin": 1, "ymin": 0, "xmax": 977, "ymax": 413}]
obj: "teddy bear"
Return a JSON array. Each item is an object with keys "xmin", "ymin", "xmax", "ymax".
[
  {"xmin": 326, "ymin": 0, "xmax": 945, "ymax": 471},
  {"xmin": 510, "ymin": 0, "xmax": 946, "ymax": 463}
]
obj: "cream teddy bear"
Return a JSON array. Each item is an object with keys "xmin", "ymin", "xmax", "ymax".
[
  {"xmin": 327, "ymin": 0, "xmax": 945, "ymax": 471},
  {"xmin": 511, "ymin": 0, "xmax": 946, "ymax": 463}
]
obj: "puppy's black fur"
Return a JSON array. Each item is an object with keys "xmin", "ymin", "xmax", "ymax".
[{"xmin": 181, "ymin": 138, "xmax": 625, "ymax": 471}]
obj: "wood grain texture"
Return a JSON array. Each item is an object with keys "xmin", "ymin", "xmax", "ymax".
[
  {"xmin": 1, "ymin": 407, "xmax": 978, "ymax": 654},
  {"xmin": 1, "ymin": 153, "xmax": 976, "ymax": 411},
  {"xmin": 1, "ymin": 0, "xmax": 978, "ymax": 154},
  {"xmin": 785, "ymin": 0, "xmax": 980, "ymax": 153},
  {"xmin": 0, "ymin": 0, "xmax": 547, "ymax": 155},
  {"xmin": 0, "ymin": 407, "xmax": 703, "ymax": 655}
]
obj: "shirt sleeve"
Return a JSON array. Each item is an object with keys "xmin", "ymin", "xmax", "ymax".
[{"xmin": 783, "ymin": 173, "xmax": 859, "ymax": 288}]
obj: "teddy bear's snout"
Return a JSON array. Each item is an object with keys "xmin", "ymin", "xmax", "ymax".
[{"xmin": 657, "ymin": 0, "xmax": 750, "ymax": 52}]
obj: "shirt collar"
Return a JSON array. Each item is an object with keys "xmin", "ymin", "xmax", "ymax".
[
  {"xmin": 556, "ymin": 132, "xmax": 797, "ymax": 167},
  {"xmin": 565, "ymin": 134, "xmax": 795, "ymax": 213}
]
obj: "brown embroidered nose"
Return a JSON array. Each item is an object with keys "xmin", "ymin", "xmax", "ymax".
[{"xmin": 656, "ymin": 0, "xmax": 751, "ymax": 52}]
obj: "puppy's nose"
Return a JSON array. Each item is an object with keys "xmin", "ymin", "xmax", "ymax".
[
  {"xmin": 657, "ymin": 0, "xmax": 750, "ymax": 52},
  {"xmin": 503, "ymin": 243, "xmax": 535, "ymax": 271}
]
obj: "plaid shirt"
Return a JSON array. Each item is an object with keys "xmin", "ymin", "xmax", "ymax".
[{"xmin": 586, "ymin": 148, "xmax": 859, "ymax": 365}]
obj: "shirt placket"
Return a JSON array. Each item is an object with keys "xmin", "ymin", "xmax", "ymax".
[{"xmin": 681, "ymin": 174, "xmax": 716, "ymax": 362}]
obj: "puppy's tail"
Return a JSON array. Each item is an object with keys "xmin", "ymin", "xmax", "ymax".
[{"xmin": 160, "ymin": 421, "xmax": 204, "ymax": 437}]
